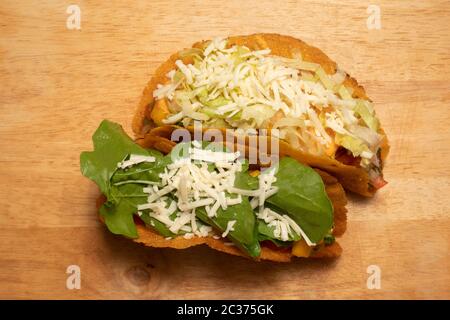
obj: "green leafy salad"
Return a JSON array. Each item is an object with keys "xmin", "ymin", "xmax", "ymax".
[{"xmin": 80, "ymin": 120, "xmax": 335, "ymax": 258}]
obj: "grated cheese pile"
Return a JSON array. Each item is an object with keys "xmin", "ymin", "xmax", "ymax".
[
  {"xmin": 135, "ymin": 145, "xmax": 243, "ymax": 239},
  {"xmin": 153, "ymin": 38, "xmax": 384, "ymax": 173},
  {"xmin": 122, "ymin": 144, "xmax": 311, "ymax": 245},
  {"xmin": 117, "ymin": 154, "xmax": 156, "ymax": 169}
]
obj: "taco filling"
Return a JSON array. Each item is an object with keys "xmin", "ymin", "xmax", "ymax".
[
  {"xmin": 152, "ymin": 38, "xmax": 387, "ymax": 188},
  {"xmin": 81, "ymin": 120, "xmax": 336, "ymax": 258}
]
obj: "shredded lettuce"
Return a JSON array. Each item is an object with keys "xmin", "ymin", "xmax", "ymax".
[
  {"xmin": 241, "ymin": 105, "xmax": 276, "ymax": 127},
  {"xmin": 338, "ymin": 85, "xmax": 352, "ymax": 100},
  {"xmin": 354, "ymin": 100, "xmax": 380, "ymax": 131},
  {"xmin": 335, "ymin": 134, "xmax": 369, "ymax": 157},
  {"xmin": 316, "ymin": 67, "xmax": 334, "ymax": 91},
  {"xmin": 231, "ymin": 45, "xmax": 251, "ymax": 66},
  {"xmin": 201, "ymin": 96, "xmax": 231, "ymax": 109}
]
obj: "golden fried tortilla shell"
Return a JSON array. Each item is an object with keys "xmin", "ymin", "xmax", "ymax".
[
  {"xmin": 122, "ymin": 133, "xmax": 347, "ymax": 261},
  {"xmin": 132, "ymin": 33, "xmax": 389, "ymax": 197}
]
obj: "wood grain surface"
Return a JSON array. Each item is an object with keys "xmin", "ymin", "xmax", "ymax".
[{"xmin": 1, "ymin": 0, "xmax": 449, "ymax": 299}]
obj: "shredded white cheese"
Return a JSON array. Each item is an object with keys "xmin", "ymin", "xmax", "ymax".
[
  {"xmin": 153, "ymin": 37, "xmax": 383, "ymax": 169},
  {"xmin": 128, "ymin": 143, "xmax": 316, "ymax": 247},
  {"xmin": 117, "ymin": 154, "xmax": 156, "ymax": 169},
  {"xmin": 222, "ymin": 220, "xmax": 236, "ymax": 238},
  {"xmin": 135, "ymin": 144, "xmax": 248, "ymax": 241}
]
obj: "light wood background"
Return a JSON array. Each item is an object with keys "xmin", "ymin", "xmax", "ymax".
[{"xmin": 1, "ymin": 0, "xmax": 449, "ymax": 299}]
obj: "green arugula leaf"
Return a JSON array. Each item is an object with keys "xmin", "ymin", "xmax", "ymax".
[
  {"xmin": 257, "ymin": 225, "xmax": 294, "ymax": 248},
  {"xmin": 100, "ymin": 182, "xmax": 148, "ymax": 238},
  {"xmin": 266, "ymin": 157, "xmax": 333, "ymax": 244},
  {"xmin": 233, "ymin": 160, "xmax": 259, "ymax": 190},
  {"xmin": 196, "ymin": 197, "xmax": 261, "ymax": 257},
  {"xmin": 257, "ymin": 219, "xmax": 300, "ymax": 243},
  {"xmin": 80, "ymin": 120, "xmax": 163, "ymax": 238},
  {"xmin": 139, "ymin": 213, "xmax": 177, "ymax": 238},
  {"xmin": 80, "ymin": 120, "xmax": 150, "ymax": 195},
  {"xmin": 138, "ymin": 199, "xmax": 179, "ymax": 238}
]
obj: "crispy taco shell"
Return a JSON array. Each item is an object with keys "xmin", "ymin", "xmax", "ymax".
[
  {"xmin": 97, "ymin": 133, "xmax": 347, "ymax": 262},
  {"xmin": 132, "ymin": 33, "xmax": 389, "ymax": 196}
]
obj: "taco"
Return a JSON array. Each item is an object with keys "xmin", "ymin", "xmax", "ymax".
[
  {"xmin": 133, "ymin": 34, "xmax": 389, "ymax": 196},
  {"xmin": 81, "ymin": 120, "xmax": 347, "ymax": 262}
]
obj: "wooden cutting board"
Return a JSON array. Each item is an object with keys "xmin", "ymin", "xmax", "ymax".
[{"xmin": 1, "ymin": 0, "xmax": 449, "ymax": 299}]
